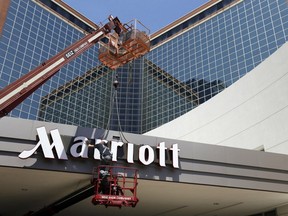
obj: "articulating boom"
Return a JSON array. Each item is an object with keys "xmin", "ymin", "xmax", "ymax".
[{"xmin": 0, "ymin": 16, "xmax": 150, "ymax": 117}]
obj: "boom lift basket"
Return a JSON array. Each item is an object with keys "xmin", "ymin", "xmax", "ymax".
[
  {"xmin": 98, "ymin": 19, "xmax": 150, "ymax": 69},
  {"xmin": 91, "ymin": 166, "xmax": 139, "ymax": 208}
]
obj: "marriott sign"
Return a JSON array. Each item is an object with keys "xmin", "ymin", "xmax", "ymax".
[{"xmin": 19, "ymin": 127, "xmax": 180, "ymax": 168}]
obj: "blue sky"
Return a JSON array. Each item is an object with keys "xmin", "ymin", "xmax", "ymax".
[{"xmin": 62, "ymin": 0, "xmax": 209, "ymax": 34}]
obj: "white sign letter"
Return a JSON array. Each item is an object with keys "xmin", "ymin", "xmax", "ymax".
[
  {"xmin": 157, "ymin": 142, "xmax": 167, "ymax": 167},
  {"xmin": 127, "ymin": 143, "xmax": 134, "ymax": 163},
  {"xmin": 139, "ymin": 145, "xmax": 154, "ymax": 165},
  {"xmin": 19, "ymin": 127, "xmax": 68, "ymax": 160},
  {"xmin": 70, "ymin": 136, "xmax": 89, "ymax": 158},
  {"xmin": 111, "ymin": 141, "xmax": 124, "ymax": 161},
  {"xmin": 170, "ymin": 144, "xmax": 180, "ymax": 168}
]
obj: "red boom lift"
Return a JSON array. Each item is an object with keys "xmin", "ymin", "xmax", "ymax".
[{"xmin": 0, "ymin": 15, "xmax": 149, "ymax": 212}]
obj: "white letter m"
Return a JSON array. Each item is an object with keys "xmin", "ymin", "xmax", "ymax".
[{"xmin": 19, "ymin": 127, "xmax": 68, "ymax": 160}]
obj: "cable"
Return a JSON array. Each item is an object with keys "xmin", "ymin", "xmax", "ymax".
[
  {"xmin": 114, "ymin": 88, "xmax": 130, "ymax": 143},
  {"xmin": 102, "ymin": 72, "xmax": 118, "ymax": 140},
  {"xmin": 101, "ymin": 71, "xmax": 130, "ymax": 144},
  {"xmin": 102, "ymin": 89, "xmax": 115, "ymax": 140}
]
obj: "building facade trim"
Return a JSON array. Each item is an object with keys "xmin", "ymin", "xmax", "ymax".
[
  {"xmin": 32, "ymin": 0, "xmax": 98, "ymax": 33},
  {"xmin": 150, "ymin": 0, "xmax": 243, "ymax": 49},
  {"xmin": 2, "ymin": 117, "xmax": 288, "ymax": 194}
]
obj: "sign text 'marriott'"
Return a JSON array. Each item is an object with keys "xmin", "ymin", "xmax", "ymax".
[{"xmin": 18, "ymin": 127, "xmax": 180, "ymax": 168}]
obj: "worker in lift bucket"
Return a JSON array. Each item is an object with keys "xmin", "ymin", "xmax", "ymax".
[
  {"xmin": 84, "ymin": 138, "xmax": 113, "ymax": 194},
  {"xmin": 84, "ymin": 138, "xmax": 112, "ymax": 163},
  {"xmin": 99, "ymin": 173, "xmax": 124, "ymax": 195}
]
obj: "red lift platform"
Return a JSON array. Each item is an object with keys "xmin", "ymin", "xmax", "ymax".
[{"xmin": 91, "ymin": 166, "xmax": 139, "ymax": 208}]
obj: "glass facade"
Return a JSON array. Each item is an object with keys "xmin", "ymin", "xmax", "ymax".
[
  {"xmin": 0, "ymin": 0, "xmax": 103, "ymax": 123},
  {"xmin": 0, "ymin": 0, "xmax": 287, "ymax": 134},
  {"xmin": 142, "ymin": 0, "xmax": 288, "ymax": 133},
  {"xmin": 109, "ymin": 59, "xmax": 144, "ymax": 134},
  {"xmin": 38, "ymin": 65, "xmax": 114, "ymax": 129}
]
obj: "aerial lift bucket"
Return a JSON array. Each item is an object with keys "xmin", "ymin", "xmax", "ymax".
[
  {"xmin": 98, "ymin": 19, "xmax": 150, "ymax": 69},
  {"xmin": 91, "ymin": 166, "xmax": 139, "ymax": 208}
]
